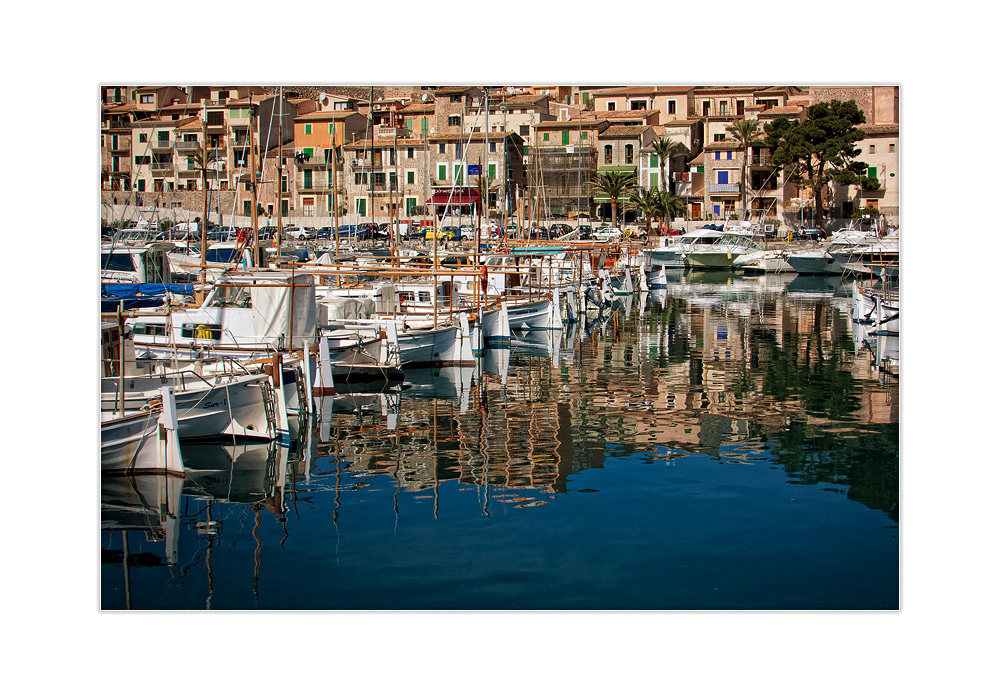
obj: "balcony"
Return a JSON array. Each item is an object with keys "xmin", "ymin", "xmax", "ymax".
[
  {"xmin": 749, "ymin": 152, "xmax": 772, "ymax": 167},
  {"xmin": 298, "ymin": 180, "xmax": 333, "ymax": 193},
  {"xmin": 298, "ymin": 154, "xmax": 336, "ymax": 168},
  {"xmin": 151, "ymin": 140, "xmax": 173, "ymax": 151},
  {"xmin": 178, "ymin": 169, "xmax": 200, "ymax": 178},
  {"xmin": 150, "ymin": 160, "xmax": 174, "ymax": 173},
  {"xmin": 708, "ymin": 183, "xmax": 740, "ymax": 194},
  {"xmin": 175, "ymin": 139, "xmax": 201, "ymax": 152}
]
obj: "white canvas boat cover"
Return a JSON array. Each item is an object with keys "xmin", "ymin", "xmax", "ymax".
[{"xmin": 244, "ymin": 272, "xmax": 317, "ymax": 349}]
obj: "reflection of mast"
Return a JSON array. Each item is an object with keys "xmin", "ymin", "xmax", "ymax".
[
  {"xmin": 205, "ymin": 501, "xmax": 214, "ymax": 610},
  {"xmin": 122, "ymin": 531, "xmax": 131, "ymax": 611}
]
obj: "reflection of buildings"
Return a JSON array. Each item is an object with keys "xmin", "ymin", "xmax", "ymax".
[{"xmin": 308, "ymin": 273, "xmax": 897, "ymax": 501}]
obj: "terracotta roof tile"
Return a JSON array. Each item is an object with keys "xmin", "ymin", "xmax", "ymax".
[{"xmin": 600, "ymin": 125, "xmax": 649, "ymax": 138}]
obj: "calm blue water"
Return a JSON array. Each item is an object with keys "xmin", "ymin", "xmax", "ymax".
[{"xmin": 101, "ymin": 271, "xmax": 899, "ymax": 610}]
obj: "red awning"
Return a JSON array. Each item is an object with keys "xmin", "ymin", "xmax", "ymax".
[{"xmin": 427, "ymin": 191, "xmax": 481, "ymax": 206}]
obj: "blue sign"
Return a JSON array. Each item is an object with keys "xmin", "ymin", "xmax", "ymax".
[{"xmin": 468, "ymin": 165, "xmax": 481, "ymax": 175}]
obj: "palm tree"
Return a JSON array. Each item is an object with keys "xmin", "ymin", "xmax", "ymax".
[
  {"xmin": 651, "ymin": 137, "xmax": 680, "ymax": 194},
  {"xmin": 591, "ymin": 170, "xmax": 636, "ymax": 228},
  {"xmin": 626, "ymin": 187, "xmax": 660, "ymax": 236},
  {"xmin": 655, "ymin": 190, "xmax": 686, "ymax": 235},
  {"xmin": 725, "ymin": 118, "xmax": 763, "ymax": 214}
]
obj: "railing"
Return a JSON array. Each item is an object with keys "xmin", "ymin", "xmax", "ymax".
[
  {"xmin": 151, "ymin": 139, "xmax": 173, "ymax": 150},
  {"xmin": 708, "ymin": 183, "xmax": 740, "ymax": 194},
  {"xmin": 175, "ymin": 140, "xmax": 200, "ymax": 151},
  {"xmin": 750, "ymin": 152, "xmax": 771, "ymax": 166},
  {"xmin": 150, "ymin": 161, "xmax": 174, "ymax": 171},
  {"xmin": 298, "ymin": 180, "xmax": 333, "ymax": 192}
]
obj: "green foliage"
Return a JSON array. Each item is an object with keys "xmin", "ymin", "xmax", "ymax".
[
  {"xmin": 591, "ymin": 170, "xmax": 637, "ymax": 227},
  {"xmin": 764, "ymin": 100, "xmax": 867, "ymax": 224},
  {"xmin": 861, "ymin": 176, "xmax": 881, "ymax": 190}
]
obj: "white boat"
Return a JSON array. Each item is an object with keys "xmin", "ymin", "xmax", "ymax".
[
  {"xmin": 833, "ymin": 237, "xmax": 899, "ymax": 278},
  {"xmin": 685, "ymin": 232, "xmax": 768, "ymax": 270},
  {"xmin": 853, "ymin": 280, "xmax": 899, "ymax": 335},
  {"xmin": 101, "ymin": 386, "xmax": 184, "ymax": 475},
  {"xmin": 102, "ymin": 240, "xmax": 175, "ymax": 285},
  {"xmin": 646, "ymin": 228, "xmax": 725, "ymax": 269},
  {"xmin": 101, "ymin": 370, "xmax": 275, "ymax": 440}
]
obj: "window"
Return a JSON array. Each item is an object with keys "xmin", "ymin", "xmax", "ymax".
[
  {"xmin": 140, "ymin": 94, "xmax": 154, "ymax": 104},
  {"xmin": 581, "ymin": 131, "xmax": 588, "ymax": 140},
  {"xmin": 281, "ymin": 199, "xmax": 288, "ymax": 216},
  {"xmin": 717, "ymin": 171, "xmax": 729, "ymax": 184},
  {"xmin": 714, "ymin": 133, "xmax": 725, "ymax": 142},
  {"xmin": 488, "ymin": 163, "xmax": 496, "ymax": 179},
  {"xmin": 438, "ymin": 163, "xmax": 447, "ymax": 180},
  {"xmin": 650, "ymin": 154, "xmax": 658, "ymax": 167},
  {"xmin": 305, "ymin": 124, "xmax": 312, "ymax": 135},
  {"xmin": 607, "ymin": 101, "xmax": 617, "ymax": 111},
  {"xmin": 625, "ymin": 144, "xmax": 633, "ymax": 164},
  {"xmin": 719, "ymin": 103, "xmax": 728, "ymax": 115},
  {"xmin": 456, "ymin": 142, "xmax": 462, "ymax": 158},
  {"xmin": 604, "ymin": 145, "xmax": 612, "ymax": 164},
  {"xmin": 244, "ymin": 182, "xmax": 251, "ymax": 191},
  {"xmin": 450, "ymin": 95, "xmax": 462, "ymax": 103},
  {"xmin": 355, "ymin": 198, "xmax": 366, "ymax": 216},
  {"xmin": 328, "ymin": 123, "xmax": 333, "ymax": 134},
  {"xmin": 405, "ymin": 118, "xmax": 413, "ymax": 131},
  {"xmin": 406, "ymin": 197, "xmax": 417, "ymax": 216},
  {"xmin": 439, "ymin": 143, "xmax": 446, "ymax": 154},
  {"xmin": 454, "ymin": 164, "xmax": 463, "ymax": 185},
  {"xmin": 668, "ymin": 100, "xmax": 677, "ymax": 115},
  {"xmin": 158, "ymin": 131, "xmax": 169, "ymax": 143},
  {"xmin": 407, "ymin": 147, "xmax": 414, "ymax": 158},
  {"xmin": 869, "ymin": 144, "xmax": 875, "ymax": 154},
  {"xmin": 889, "ymin": 143, "xmax": 896, "ymax": 153},
  {"xmin": 630, "ymin": 100, "xmax": 647, "ymax": 110},
  {"xmin": 407, "ymin": 171, "xmax": 415, "ymax": 184},
  {"xmin": 562, "ymin": 130, "xmax": 570, "ymax": 145},
  {"xmin": 139, "ymin": 133, "xmax": 148, "ymax": 143},
  {"xmin": 650, "ymin": 172, "xmax": 658, "ymax": 190},
  {"xmin": 519, "ymin": 125, "xmax": 529, "ymax": 136},
  {"xmin": 703, "ymin": 101, "xmax": 711, "ymax": 116},
  {"xmin": 281, "ymin": 175, "xmax": 287, "ymax": 193},
  {"xmin": 421, "ymin": 117, "xmax": 429, "ymax": 136},
  {"xmin": 137, "ymin": 179, "xmax": 146, "ymax": 192},
  {"xmin": 489, "ymin": 141, "xmax": 496, "ymax": 152},
  {"xmin": 244, "ymin": 200, "xmax": 252, "ymax": 216},
  {"xmin": 207, "ymin": 111, "xmax": 224, "ymax": 126},
  {"xmin": 543, "ymin": 132, "xmax": 550, "ymax": 141},
  {"xmin": 389, "ymin": 172, "xmax": 397, "ymax": 190},
  {"xmin": 714, "ymin": 151, "xmax": 720, "ymax": 160},
  {"xmin": 736, "ymin": 100, "xmax": 744, "ymax": 116},
  {"xmin": 180, "ymin": 323, "xmax": 222, "ymax": 340},
  {"xmin": 448, "ymin": 115, "xmax": 460, "ymax": 126},
  {"xmin": 727, "ymin": 151, "xmax": 732, "ymax": 160}
]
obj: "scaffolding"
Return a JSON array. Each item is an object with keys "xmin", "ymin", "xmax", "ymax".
[{"xmin": 527, "ymin": 145, "xmax": 597, "ymax": 218}]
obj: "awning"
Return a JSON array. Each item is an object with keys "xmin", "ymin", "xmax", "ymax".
[
  {"xmin": 597, "ymin": 165, "xmax": 637, "ymax": 173},
  {"xmin": 427, "ymin": 191, "xmax": 481, "ymax": 206}
]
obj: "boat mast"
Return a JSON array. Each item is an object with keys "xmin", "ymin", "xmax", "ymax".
[
  {"xmin": 275, "ymin": 86, "xmax": 282, "ymax": 260},
  {"xmin": 250, "ymin": 93, "xmax": 259, "ymax": 267},
  {"xmin": 200, "ymin": 112, "xmax": 208, "ymax": 286}
]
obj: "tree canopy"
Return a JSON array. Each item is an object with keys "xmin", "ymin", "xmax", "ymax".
[{"xmin": 764, "ymin": 100, "xmax": 868, "ymax": 225}]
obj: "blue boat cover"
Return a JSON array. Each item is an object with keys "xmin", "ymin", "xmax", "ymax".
[{"xmin": 101, "ymin": 283, "xmax": 194, "ymax": 311}]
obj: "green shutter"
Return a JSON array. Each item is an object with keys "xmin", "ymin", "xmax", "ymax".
[
  {"xmin": 405, "ymin": 118, "xmax": 413, "ymax": 130},
  {"xmin": 454, "ymin": 164, "xmax": 463, "ymax": 185},
  {"xmin": 488, "ymin": 163, "xmax": 496, "ymax": 179},
  {"xmin": 868, "ymin": 166, "xmax": 877, "ymax": 178},
  {"xmin": 562, "ymin": 130, "xmax": 570, "ymax": 145},
  {"xmin": 305, "ymin": 124, "xmax": 312, "ymax": 135},
  {"xmin": 438, "ymin": 164, "xmax": 447, "ymax": 180},
  {"xmin": 650, "ymin": 154, "xmax": 658, "ymax": 167},
  {"xmin": 543, "ymin": 132, "xmax": 550, "ymax": 141},
  {"xmin": 303, "ymin": 170, "xmax": 312, "ymax": 188},
  {"xmin": 650, "ymin": 172, "xmax": 658, "ymax": 190},
  {"xmin": 581, "ymin": 131, "xmax": 588, "ymax": 140},
  {"xmin": 304, "ymin": 147, "xmax": 313, "ymax": 158},
  {"xmin": 421, "ymin": 117, "xmax": 428, "ymax": 136}
]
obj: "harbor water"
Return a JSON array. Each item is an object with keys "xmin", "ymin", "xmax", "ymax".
[{"xmin": 100, "ymin": 270, "xmax": 899, "ymax": 610}]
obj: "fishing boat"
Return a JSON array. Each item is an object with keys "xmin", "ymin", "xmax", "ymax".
[{"xmin": 101, "ymin": 386, "xmax": 184, "ymax": 475}]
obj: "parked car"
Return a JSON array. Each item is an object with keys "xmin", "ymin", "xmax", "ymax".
[
  {"xmin": 592, "ymin": 227, "xmax": 623, "ymax": 242},
  {"xmin": 315, "ymin": 226, "xmax": 335, "ymax": 239},
  {"xmin": 577, "ymin": 224, "xmax": 593, "ymax": 239},
  {"xmin": 549, "ymin": 223, "xmax": 573, "ymax": 237},
  {"xmin": 285, "ymin": 225, "xmax": 315, "ymax": 240},
  {"xmin": 428, "ymin": 225, "xmax": 460, "ymax": 240}
]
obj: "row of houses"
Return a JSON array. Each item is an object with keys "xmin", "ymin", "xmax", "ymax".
[{"xmin": 100, "ymin": 85, "xmax": 899, "ymax": 228}]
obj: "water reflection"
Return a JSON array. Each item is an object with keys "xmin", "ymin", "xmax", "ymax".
[{"xmin": 102, "ymin": 269, "xmax": 899, "ymax": 609}]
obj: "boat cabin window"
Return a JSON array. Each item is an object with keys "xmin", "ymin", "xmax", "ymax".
[
  {"xmin": 398, "ymin": 291, "xmax": 416, "ymax": 304},
  {"xmin": 101, "ymin": 253, "xmax": 136, "ymax": 272},
  {"xmin": 206, "ymin": 248, "xmax": 241, "ymax": 264},
  {"xmin": 143, "ymin": 251, "xmax": 168, "ymax": 283},
  {"xmin": 180, "ymin": 323, "xmax": 222, "ymax": 340},
  {"xmin": 418, "ymin": 291, "xmax": 431, "ymax": 303},
  {"xmin": 132, "ymin": 323, "xmax": 167, "ymax": 336},
  {"xmin": 208, "ymin": 284, "xmax": 252, "ymax": 308}
]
